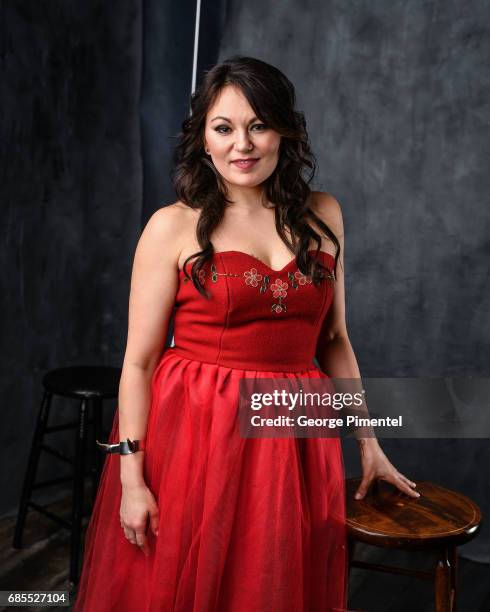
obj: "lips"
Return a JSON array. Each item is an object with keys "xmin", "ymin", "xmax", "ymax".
[{"xmin": 231, "ymin": 158, "xmax": 260, "ymax": 169}]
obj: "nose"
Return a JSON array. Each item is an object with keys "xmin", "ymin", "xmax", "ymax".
[{"xmin": 234, "ymin": 129, "xmax": 254, "ymax": 153}]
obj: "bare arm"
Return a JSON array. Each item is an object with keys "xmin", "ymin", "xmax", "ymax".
[
  {"xmin": 313, "ymin": 193, "xmax": 375, "ymax": 445},
  {"xmin": 313, "ymin": 192, "xmax": 419, "ymax": 499},
  {"xmin": 118, "ymin": 205, "xmax": 183, "ymax": 488}
]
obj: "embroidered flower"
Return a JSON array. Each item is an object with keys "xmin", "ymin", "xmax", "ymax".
[
  {"xmin": 272, "ymin": 301, "xmax": 286, "ymax": 314},
  {"xmin": 243, "ymin": 268, "xmax": 263, "ymax": 287},
  {"xmin": 270, "ymin": 279, "xmax": 288, "ymax": 298},
  {"xmin": 183, "ymin": 267, "xmax": 207, "ymax": 284},
  {"xmin": 294, "ymin": 270, "xmax": 312, "ymax": 285}
]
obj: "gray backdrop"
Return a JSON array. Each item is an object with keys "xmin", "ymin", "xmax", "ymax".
[
  {"xmin": 1, "ymin": 0, "xmax": 488, "ymax": 564},
  {"xmin": 1, "ymin": 1, "xmax": 143, "ymax": 519}
]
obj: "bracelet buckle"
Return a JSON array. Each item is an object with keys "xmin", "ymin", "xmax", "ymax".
[{"xmin": 96, "ymin": 438, "xmax": 146, "ymax": 455}]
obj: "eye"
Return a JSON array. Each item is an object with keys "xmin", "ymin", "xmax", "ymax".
[
  {"xmin": 214, "ymin": 125, "xmax": 231, "ymax": 134},
  {"xmin": 213, "ymin": 123, "xmax": 267, "ymax": 134}
]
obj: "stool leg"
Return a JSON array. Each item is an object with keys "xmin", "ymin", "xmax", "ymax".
[
  {"xmin": 449, "ymin": 547, "xmax": 458, "ymax": 611},
  {"xmin": 12, "ymin": 390, "xmax": 53, "ymax": 548},
  {"xmin": 347, "ymin": 536, "xmax": 356, "ymax": 581},
  {"xmin": 91, "ymin": 397, "xmax": 104, "ymax": 503},
  {"xmin": 69, "ymin": 397, "xmax": 88, "ymax": 585},
  {"xmin": 435, "ymin": 548, "xmax": 452, "ymax": 612}
]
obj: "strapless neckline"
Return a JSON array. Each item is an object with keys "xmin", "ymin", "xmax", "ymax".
[{"xmin": 179, "ymin": 249, "xmax": 334, "ymax": 275}]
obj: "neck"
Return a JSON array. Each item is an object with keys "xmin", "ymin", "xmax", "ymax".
[{"xmin": 223, "ymin": 183, "xmax": 271, "ymax": 213}]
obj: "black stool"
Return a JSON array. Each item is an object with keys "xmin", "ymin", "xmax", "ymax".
[{"xmin": 12, "ymin": 366, "xmax": 121, "ymax": 585}]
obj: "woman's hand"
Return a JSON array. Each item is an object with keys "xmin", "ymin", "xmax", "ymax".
[
  {"xmin": 120, "ymin": 483, "xmax": 160, "ymax": 556},
  {"xmin": 354, "ymin": 439, "xmax": 420, "ymax": 500}
]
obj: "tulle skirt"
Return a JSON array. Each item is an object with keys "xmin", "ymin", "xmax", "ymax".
[{"xmin": 73, "ymin": 348, "xmax": 348, "ymax": 611}]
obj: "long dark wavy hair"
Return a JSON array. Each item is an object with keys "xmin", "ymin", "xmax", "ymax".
[{"xmin": 171, "ymin": 55, "xmax": 340, "ymax": 297}]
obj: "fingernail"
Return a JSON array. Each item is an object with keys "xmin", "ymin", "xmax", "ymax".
[
  {"xmin": 355, "ymin": 493, "xmax": 361, "ymax": 499},
  {"xmin": 415, "ymin": 492, "xmax": 420, "ymax": 497}
]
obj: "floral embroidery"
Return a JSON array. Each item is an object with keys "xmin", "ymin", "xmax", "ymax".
[
  {"xmin": 270, "ymin": 278, "xmax": 288, "ymax": 313},
  {"xmin": 270, "ymin": 279, "xmax": 288, "ymax": 297},
  {"xmin": 183, "ymin": 259, "xmax": 333, "ymax": 313},
  {"xmin": 182, "ymin": 267, "xmax": 208, "ymax": 284},
  {"xmin": 294, "ymin": 270, "xmax": 313, "ymax": 285},
  {"xmin": 243, "ymin": 268, "xmax": 262, "ymax": 287}
]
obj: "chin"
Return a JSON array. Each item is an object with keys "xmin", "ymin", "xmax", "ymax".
[{"xmin": 231, "ymin": 177, "xmax": 265, "ymax": 187}]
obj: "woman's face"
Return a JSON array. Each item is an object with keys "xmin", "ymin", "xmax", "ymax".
[{"xmin": 203, "ymin": 85, "xmax": 282, "ymax": 190}]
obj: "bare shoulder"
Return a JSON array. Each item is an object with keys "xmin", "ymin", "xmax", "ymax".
[
  {"xmin": 140, "ymin": 201, "xmax": 197, "ymax": 263},
  {"xmin": 146, "ymin": 200, "xmax": 193, "ymax": 234},
  {"xmin": 310, "ymin": 191, "xmax": 344, "ymax": 238}
]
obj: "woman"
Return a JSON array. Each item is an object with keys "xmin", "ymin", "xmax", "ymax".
[{"xmin": 74, "ymin": 55, "xmax": 419, "ymax": 612}]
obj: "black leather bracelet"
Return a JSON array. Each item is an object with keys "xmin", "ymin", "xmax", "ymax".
[{"xmin": 96, "ymin": 438, "xmax": 146, "ymax": 455}]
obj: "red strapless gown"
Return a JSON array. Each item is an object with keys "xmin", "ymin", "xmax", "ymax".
[{"xmin": 74, "ymin": 250, "xmax": 348, "ymax": 612}]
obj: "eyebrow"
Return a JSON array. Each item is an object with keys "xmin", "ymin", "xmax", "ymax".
[{"xmin": 210, "ymin": 116, "xmax": 260, "ymax": 123}]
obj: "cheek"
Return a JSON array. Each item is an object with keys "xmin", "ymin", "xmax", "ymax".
[
  {"xmin": 209, "ymin": 137, "xmax": 229, "ymax": 157},
  {"xmin": 261, "ymin": 135, "xmax": 281, "ymax": 156}
]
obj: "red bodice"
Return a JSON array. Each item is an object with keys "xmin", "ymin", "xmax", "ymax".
[{"xmin": 171, "ymin": 249, "xmax": 335, "ymax": 372}]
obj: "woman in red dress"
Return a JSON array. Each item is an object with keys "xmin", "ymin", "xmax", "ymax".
[{"xmin": 74, "ymin": 56, "xmax": 419, "ymax": 612}]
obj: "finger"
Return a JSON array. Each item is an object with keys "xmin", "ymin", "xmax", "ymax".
[
  {"xmin": 392, "ymin": 474, "xmax": 420, "ymax": 498},
  {"xmin": 150, "ymin": 511, "xmax": 159, "ymax": 537},
  {"xmin": 354, "ymin": 478, "xmax": 372, "ymax": 500},
  {"xmin": 142, "ymin": 538, "xmax": 150, "ymax": 556},
  {"xmin": 402, "ymin": 476, "xmax": 417, "ymax": 489},
  {"xmin": 398, "ymin": 473, "xmax": 418, "ymax": 489},
  {"xmin": 135, "ymin": 528, "xmax": 149, "ymax": 556},
  {"xmin": 123, "ymin": 526, "xmax": 137, "ymax": 545},
  {"xmin": 396, "ymin": 472, "xmax": 419, "ymax": 493}
]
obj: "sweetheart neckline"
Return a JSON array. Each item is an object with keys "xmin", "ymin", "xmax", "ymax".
[{"xmin": 178, "ymin": 249, "xmax": 334, "ymax": 275}]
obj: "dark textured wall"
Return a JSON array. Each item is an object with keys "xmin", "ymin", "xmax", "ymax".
[
  {"xmin": 0, "ymin": 2, "xmax": 142, "ymax": 515},
  {"xmin": 1, "ymin": 0, "xmax": 489, "ymax": 570},
  {"xmin": 140, "ymin": 0, "xmax": 196, "ymax": 225},
  {"xmin": 218, "ymin": 0, "xmax": 490, "ymax": 561}
]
